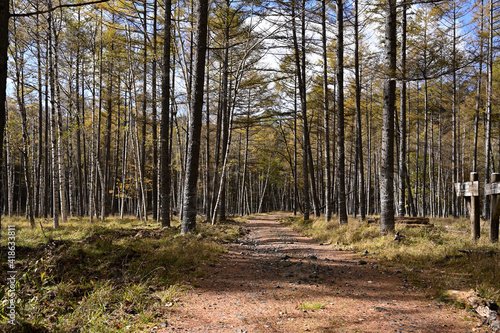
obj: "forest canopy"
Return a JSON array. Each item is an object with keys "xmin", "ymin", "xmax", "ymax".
[{"xmin": 0, "ymin": 0, "xmax": 497, "ymax": 235}]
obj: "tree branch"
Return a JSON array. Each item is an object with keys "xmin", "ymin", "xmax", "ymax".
[{"xmin": 11, "ymin": 0, "xmax": 111, "ymax": 18}]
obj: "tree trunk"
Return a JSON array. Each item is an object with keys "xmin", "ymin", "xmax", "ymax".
[
  {"xmin": 181, "ymin": 0, "xmax": 209, "ymax": 234},
  {"xmin": 474, "ymin": 0, "xmax": 484, "ymax": 173},
  {"xmin": 151, "ymin": 0, "xmax": 159, "ymax": 221},
  {"xmin": 336, "ymin": 0, "xmax": 348, "ymax": 224},
  {"xmin": 55, "ymin": 32, "xmax": 68, "ymax": 223},
  {"xmin": 322, "ymin": 0, "xmax": 331, "ymax": 222},
  {"xmin": 291, "ymin": 0, "xmax": 310, "ymax": 221},
  {"xmin": 354, "ymin": 0, "xmax": 365, "ymax": 220},
  {"xmin": 48, "ymin": 1, "xmax": 60, "ymax": 229},
  {"xmin": 380, "ymin": 0, "xmax": 397, "ymax": 233},
  {"xmin": 484, "ymin": 0, "xmax": 493, "ymax": 219},
  {"xmin": 160, "ymin": 0, "xmax": 172, "ymax": 227},
  {"xmin": 398, "ymin": 2, "xmax": 407, "ymax": 217}
]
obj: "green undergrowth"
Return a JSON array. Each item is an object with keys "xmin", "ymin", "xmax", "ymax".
[
  {"xmin": 281, "ymin": 215, "xmax": 500, "ymax": 304},
  {"xmin": 0, "ymin": 216, "xmax": 246, "ymax": 332},
  {"xmin": 297, "ymin": 301, "xmax": 325, "ymax": 311}
]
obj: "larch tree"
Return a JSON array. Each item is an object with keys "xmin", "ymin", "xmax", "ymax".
[
  {"xmin": 380, "ymin": 0, "xmax": 397, "ymax": 233},
  {"xmin": 181, "ymin": 0, "xmax": 209, "ymax": 234},
  {"xmin": 160, "ymin": 0, "xmax": 172, "ymax": 228},
  {"xmin": 336, "ymin": 0, "xmax": 347, "ymax": 225}
]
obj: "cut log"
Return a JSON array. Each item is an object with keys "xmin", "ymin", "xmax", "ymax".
[
  {"xmin": 458, "ymin": 249, "xmax": 499, "ymax": 256},
  {"xmin": 395, "ymin": 217, "xmax": 430, "ymax": 224},
  {"xmin": 404, "ymin": 223, "xmax": 434, "ymax": 229},
  {"xmin": 367, "ymin": 217, "xmax": 431, "ymax": 226}
]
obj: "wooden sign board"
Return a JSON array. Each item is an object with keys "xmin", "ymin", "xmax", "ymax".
[
  {"xmin": 485, "ymin": 182, "xmax": 500, "ymax": 196},
  {"xmin": 455, "ymin": 181, "xmax": 479, "ymax": 197}
]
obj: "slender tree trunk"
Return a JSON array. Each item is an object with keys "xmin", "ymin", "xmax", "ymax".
[
  {"xmin": 12, "ymin": 28, "xmax": 35, "ymax": 227},
  {"xmin": 452, "ymin": 3, "xmax": 458, "ymax": 217},
  {"xmin": 53, "ymin": 28, "xmax": 68, "ymax": 223},
  {"xmin": 152, "ymin": 0, "xmax": 159, "ymax": 221},
  {"xmin": 75, "ymin": 9, "xmax": 84, "ymax": 216},
  {"xmin": 181, "ymin": 0, "xmax": 209, "ymax": 234},
  {"xmin": 398, "ymin": 2, "xmax": 407, "ymax": 217},
  {"xmin": 336, "ymin": 0, "xmax": 347, "ymax": 224},
  {"xmin": 48, "ymin": 1, "xmax": 60, "ymax": 229},
  {"xmin": 160, "ymin": 0, "xmax": 172, "ymax": 227},
  {"xmin": 380, "ymin": 0, "xmax": 397, "ymax": 233},
  {"xmin": 218, "ymin": 11, "xmax": 230, "ymax": 221},
  {"xmin": 484, "ymin": 0, "xmax": 493, "ymax": 219},
  {"xmin": 423, "ymin": 76, "xmax": 428, "ymax": 217},
  {"xmin": 36, "ymin": 6, "xmax": 44, "ymax": 218},
  {"xmin": 322, "ymin": 0, "xmax": 331, "ymax": 222},
  {"xmin": 354, "ymin": 0, "xmax": 365, "ymax": 220},
  {"xmin": 474, "ymin": 0, "xmax": 484, "ymax": 172},
  {"xmin": 291, "ymin": 0, "xmax": 310, "ymax": 220},
  {"xmin": 142, "ymin": 1, "xmax": 148, "ymax": 221},
  {"xmin": 294, "ymin": 77, "xmax": 298, "ymax": 216}
]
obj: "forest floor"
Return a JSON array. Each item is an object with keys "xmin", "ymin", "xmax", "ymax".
[{"xmin": 160, "ymin": 213, "xmax": 482, "ymax": 333}]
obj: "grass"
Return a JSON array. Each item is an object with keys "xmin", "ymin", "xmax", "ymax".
[
  {"xmin": 0, "ymin": 215, "xmax": 246, "ymax": 332},
  {"xmin": 280, "ymin": 214, "xmax": 500, "ymax": 304},
  {"xmin": 297, "ymin": 301, "xmax": 325, "ymax": 311}
]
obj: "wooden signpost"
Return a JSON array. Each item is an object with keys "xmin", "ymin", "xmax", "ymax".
[
  {"xmin": 485, "ymin": 173, "xmax": 500, "ymax": 243},
  {"xmin": 455, "ymin": 172, "xmax": 480, "ymax": 241}
]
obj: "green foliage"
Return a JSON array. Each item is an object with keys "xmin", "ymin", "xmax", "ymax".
[
  {"xmin": 297, "ymin": 302, "xmax": 325, "ymax": 311},
  {"xmin": 0, "ymin": 216, "xmax": 245, "ymax": 331}
]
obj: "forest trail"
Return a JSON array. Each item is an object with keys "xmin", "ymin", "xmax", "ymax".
[{"xmin": 160, "ymin": 214, "xmax": 480, "ymax": 332}]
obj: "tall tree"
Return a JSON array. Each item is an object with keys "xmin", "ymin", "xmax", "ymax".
[
  {"xmin": 398, "ymin": 1, "xmax": 408, "ymax": 217},
  {"xmin": 181, "ymin": 0, "xmax": 209, "ymax": 234},
  {"xmin": 322, "ymin": 0, "xmax": 331, "ymax": 222},
  {"xmin": 336, "ymin": 0, "xmax": 347, "ymax": 224},
  {"xmin": 380, "ymin": 0, "xmax": 397, "ymax": 233},
  {"xmin": 354, "ymin": 0, "xmax": 365, "ymax": 220}
]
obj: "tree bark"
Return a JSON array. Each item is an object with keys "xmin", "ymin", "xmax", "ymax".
[
  {"xmin": 291, "ymin": 0, "xmax": 310, "ymax": 220},
  {"xmin": 322, "ymin": 0, "xmax": 331, "ymax": 222},
  {"xmin": 336, "ymin": 0, "xmax": 347, "ymax": 224},
  {"xmin": 181, "ymin": 0, "xmax": 209, "ymax": 234},
  {"xmin": 354, "ymin": 0, "xmax": 365, "ymax": 220},
  {"xmin": 160, "ymin": 0, "xmax": 172, "ymax": 227},
  {"xmin": 473, "ymin": 0, "xmax": 484, "ymax": 173},
  {"xmin": 398, "ymin": 2, "xmax": 407, "ymax": 217},
  {"xmin": 381, "ymin": 0, "xmax": 397, "ymax": 233},
  {"xmin": 484, "ymin": 0, "xmax": 493, "ymax": 219}
]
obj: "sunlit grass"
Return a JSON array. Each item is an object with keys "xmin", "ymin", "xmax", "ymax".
[
  {"xmin": 298, "ymin": 301, "xmax": 325, "ymax": 311},
  {"xmin": 281, "ymin": 214, "xmax": 500, "ymax": 303},
  {"xmin": 0, "ymin": 215, "xmax": 244, "ymax": 332}
]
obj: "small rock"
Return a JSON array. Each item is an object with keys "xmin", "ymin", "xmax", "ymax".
[
  {"xmin": 357, "ymin": 260, "xmax": 367, "ymax": 265},
  {"xmin": 362, "ymin": 250, "xmax": 369, "ymax": 256},
  {"xmin": 373, "ymin": 306, "xmax": 389, "ymax": 312}
]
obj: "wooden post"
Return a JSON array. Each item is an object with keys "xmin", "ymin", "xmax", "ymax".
[
  {"xmin": 470, "ymin": 172, "xmax": 480, "ymax": 241},
  {"xmin": 490, "ymin": 173, "xmax": 500, "ymax": 242},
  {"xmin": 455, "ymin": 175, "xmax": 480, "ymax": 240}
]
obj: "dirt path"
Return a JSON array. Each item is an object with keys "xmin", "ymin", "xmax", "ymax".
[{"xmin": 160, "ymin": 214, "xmax": 480, "ymax": 332}]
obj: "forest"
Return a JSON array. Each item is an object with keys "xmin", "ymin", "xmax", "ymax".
[
  {"xmin": 0, "ymin": 0, "xmax": 498, "ymax": 234},
  {"xmin": 4, "ymin": 0, "xmax": 500, "ymax": 331}
]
